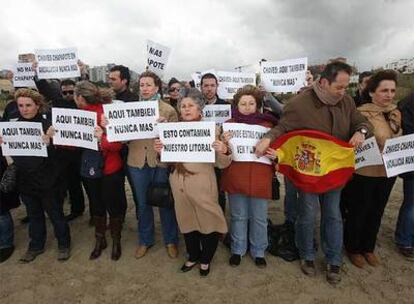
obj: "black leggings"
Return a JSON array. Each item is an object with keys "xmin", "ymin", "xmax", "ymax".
[
  {"xmin": 83, "ymin": 170, "xmax": 126, "ymax": 218},
  {"xmin": 183, "ymin": 231, "xmax": 219, "ymax": 264}
]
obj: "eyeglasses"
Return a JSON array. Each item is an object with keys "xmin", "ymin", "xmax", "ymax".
[
  {"xmin": 169, "ymin": 87, "xmax": 180, "ymax": 93},
  {"xmin": 62, "ymin": 90, "xmax": 74, "ymax": 96}
]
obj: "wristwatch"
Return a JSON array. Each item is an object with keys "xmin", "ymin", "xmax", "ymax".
[{"xmin": 357, "ymin": 127, "xmax": 368, "ymax": 138}]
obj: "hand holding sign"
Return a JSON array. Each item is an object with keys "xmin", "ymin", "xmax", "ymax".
[
  {"xmin": 265, "ymin": 148, "xmax": 277, "ymax": 162},
  {"xmin": 154, "ymin": 138, "xmax": 163, "ymax": 154},
  {"xmin": 212, "ymin": 140, "xmax": 228, "ymax": 154}
]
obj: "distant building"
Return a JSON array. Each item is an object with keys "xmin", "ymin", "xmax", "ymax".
[
  {"xmin": 385, "ymin": 58, "xmax": 414, "ymax": 74},
  {"xmin": 88, "ymin": 66, "xmax": 108, "ymax": 82},
  {"xmin": 88, "ymin": 64, "xmax": 139, "ymax": 83}
]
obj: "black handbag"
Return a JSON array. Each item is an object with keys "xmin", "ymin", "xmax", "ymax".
[
  {"xmin": 146, "ymin": 168, "xmax": 174, "ymax": 208},
  {"xmin": 80, "ymin": 150, "xmax": 104, "ymax": 179},
  {"xmin": 0, "ymin": 163, "xmax": 17, "ymax": 193}
]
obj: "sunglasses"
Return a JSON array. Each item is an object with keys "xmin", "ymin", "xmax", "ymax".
[
  {"xmin": 62, "ymin": 90, "xmax": 74, "ymax": 96},
  {"xmin": 169, "ymin": 87, "xmax": 180, "ymax": 93}
]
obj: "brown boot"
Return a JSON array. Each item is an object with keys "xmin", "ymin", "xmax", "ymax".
[
  {"xmin": 348, "ymin": 253, "xmax": 366, "ymax": 268},
  {"xmin": 90, "ymin": 216, "xmax": 107, "ymax": 260},
  {"xmin": 364, "ymin": 252, "xmax": 380, "ymax": 267},
  {"xmin": 110, "ymin": 217, "xmax": 122, "ymax": 261}
]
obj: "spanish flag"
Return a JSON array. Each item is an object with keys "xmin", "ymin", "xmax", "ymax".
[{"xmin": 271, "ymin": 130, "xmax": 355, "ymax": 194}]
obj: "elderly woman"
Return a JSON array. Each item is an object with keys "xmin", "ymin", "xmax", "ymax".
[
  {"xmin": 0, "ymin": 89, "xmax": 71, "ymax": 263},
  {"xmin": 128, "ymin": 71, "xmax": 179, "ymax": 259},
  {"xmin": 221, "ymin": 85, "xmax": 278, "ymax": 268},
  {"xmin": 342, "ymin": 70, "xmax": 402, "ymax": 268},
  {"xmin": 154, "ymin": 89, "xmax": 230, "ymax": 276},
  {"xmin": 73, "ymin": 81, "xmax": 125, "ymax": 261}
]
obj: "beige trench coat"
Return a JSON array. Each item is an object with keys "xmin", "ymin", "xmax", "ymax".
[{"xmin": 170, "ymin": 153, "xmax": 230, "ymax": 234}]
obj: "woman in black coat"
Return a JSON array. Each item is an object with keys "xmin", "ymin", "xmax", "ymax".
[
  {"xmin": 0, "ymin": 154, "xmax": 20, "ymax": 263},
  {"xmin": 0, "ymin": 88, "xmax": 71, "ymax": 263}
]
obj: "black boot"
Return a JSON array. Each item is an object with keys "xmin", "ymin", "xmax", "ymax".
[
  {"xmin": 110, "ymin": 217, "xmax": 122, "ymax": 261},
  {"xmin": 89, "ymin": 216, "xmax": 107, "ymax": 260}
]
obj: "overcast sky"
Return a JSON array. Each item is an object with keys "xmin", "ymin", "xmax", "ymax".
[{"xmin": 1, "ymin": 0, "xmax": 413, "ymax": 80}]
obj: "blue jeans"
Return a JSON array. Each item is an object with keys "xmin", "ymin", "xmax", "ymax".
[
  {"xmin": 21, "ymin": 193, "xmax": 71, "ymax": 251},
  {"xmin": 284, "ymin": 177, "xmax": 299, "ymax": 224},
  {"xmin": 395, "ymin": 178, "xmax": 414, "ymax": 247},
  {"xmin": 295, "ymin": 188, "xmax": 343, "ymax": 266},
  {"xmin": 229, "ymin": 193, "xmax": 268, "ymax": 258},
  {"xmin": 128, "ymin": 165, "xmax": 178, "ymax": 246},
  {"xmin": 0, "ymin": 211, "xmax": 14, "ymax": 249}
]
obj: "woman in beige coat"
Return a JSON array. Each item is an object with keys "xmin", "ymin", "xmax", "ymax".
[
  {"xmin": 342, "ymin": 70, "xmax": 402, "ymax": 268},
  {"xmin": 154, "ymin": 89, "xmax": 230, "ymax": 277},
  {"xmin": 127, "ymin": 71, "xmax": 180, "ymax": 259}
]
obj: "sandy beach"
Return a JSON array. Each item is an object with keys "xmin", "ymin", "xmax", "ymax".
[{"xmin": 1, "ymin": 177, "xmax": 413, "ymax": 304}]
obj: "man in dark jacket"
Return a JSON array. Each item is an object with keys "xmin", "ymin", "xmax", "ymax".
[
  {"xmin": 353, "ymin": 71, "xmax": 372, "ymax": 107},
  {"xmin": 108, "ymin": 65, "xmax": 139, "ymax": 102},
  {"xmin": 108, "ymin": 65, "xmax": 138, "ymax": 221},
  {"xmin": 201, "ymin": 73, "xmax": 229, "ymax": 105},
  {"xmin": 200, "ymin": 73, "xmax": 229, "ymax": 212},
  {"xmin": 34, "ymin": 77, "xmax": 85, "ymax": 222}
]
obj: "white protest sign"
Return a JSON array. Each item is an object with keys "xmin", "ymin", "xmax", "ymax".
[
  {"xmin": 35, "ymin": 47, "xmax": 80, "ymax": 79},
  {"xmin": 52, "ymin": 108, "xmax": 98, "ymax": 150},
  {"xmin": 203, "ymin": 104, "xmax": 232, "ymax": 125},
  {"xmin": 146, "ymin": 40, "xmax": 171, "ymax": 77},
  {"xmin": 191, "ymin": 72, "xmax": 202, "ymax": 90},
  {"xmin": 223, "ymin": 123, "xmax": 271, "ymax": 165},
  {"xmin": 158, "ymin": 121, "xmax": 216, "ymax": 163},
  {"xmin": 260, "ymin": 57, "xmax": 308, "ymax": 93},
  {"xmin": 382, "ymin": 134, "xmax": 414, "ymax": 177},
  {"xmin": 217, "ymin": 71, "xmax": 256, "ymax": 99},
  {"xmin": 0, "ymin": 122, "xmax": 47, "ymax": 157},
  {"xmin": 13, "ymin": 63, "xmax": 36, "ymax": 88},
  {"xmin": 354, "ymin": 137, "xmax": 383, "ymax": 170},
  {"xmin": 103, "ymin": 101, "xmax": 159, "ymax": 142}
]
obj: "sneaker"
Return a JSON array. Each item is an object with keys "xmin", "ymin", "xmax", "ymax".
[
  {"xmin": 254, "ymin": 257, "xmax": 267, "ymax": 268},
  {"xmin": 326, "ymin": 264, "xmax": 341, "ymax": 285},
  {"xmin": 229, "ymin": 254, "xmax": 241, "ymax": 267},
  {"xmin": 348, "ymin": 253, "xmax": 366, "ymax": 268},
  {"xmin": 364, "ymin": 252, "xmax": 380, "ymax": 267},
  {"xmin": 300, "ymin": 260, "xmax": 316, "ymax": 276},
  {"xmin": 57, "ymin": 248, "xmax": 71, "ymax": 261},
  {"xmin": 398, "ymin": 246, "xmax": 414, "ymax": 261},
  {"xmin": 19, "ymin": 249, "xmax": 45, "ymax": 263}
]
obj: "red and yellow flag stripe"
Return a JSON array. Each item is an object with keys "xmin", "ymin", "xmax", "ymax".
[{"xmin": 271, "ymin": 130, "xmax": 355, "ymax": 193}]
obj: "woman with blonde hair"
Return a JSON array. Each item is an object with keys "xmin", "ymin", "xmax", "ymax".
[
  {"xmin": 127, "ymin": 71, "xmax": 180, "ymax": 259},
  {"xmin": 0, "ymin": 88, "xmax": 71, "ymax": 263}
]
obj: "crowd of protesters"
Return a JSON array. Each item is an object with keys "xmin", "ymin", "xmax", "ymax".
[{"xmin": 0, "ymin": 60, "xmax": 413, "ymax": 286}]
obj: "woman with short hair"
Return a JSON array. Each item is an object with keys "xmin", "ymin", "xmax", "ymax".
[
  {"xmin": 128, "ymin": 71, "xmax": 180, "ymax": 259},
  {"xmin": 221, "ymin": 85, "xmax": 278, "ymax": 268},
  {"xmin": 154, "ymin": 89, "xmax": 230, "ymax": 276}
]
